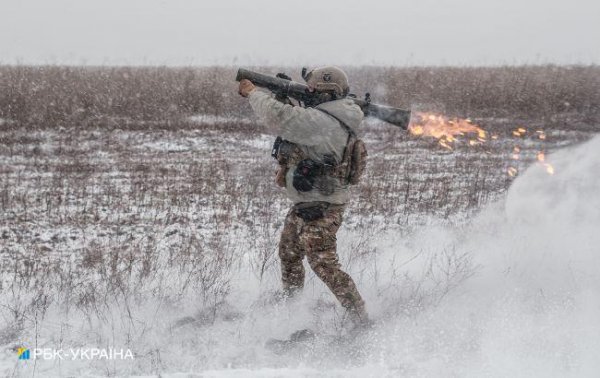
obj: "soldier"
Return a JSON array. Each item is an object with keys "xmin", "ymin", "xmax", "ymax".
[{"xmin": 238, "ymin": 67, "xmax": 369, "ymax": 328}]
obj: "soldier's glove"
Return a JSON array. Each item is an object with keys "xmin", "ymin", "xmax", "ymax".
[{"xmin": 238, "ymin": 79, "xmax": 256, "ymax": 97}]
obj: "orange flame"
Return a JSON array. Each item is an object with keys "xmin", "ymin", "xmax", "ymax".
[
  {"xmin": 537, "ymin": 151, "xmax": 554, "ymax": 174},
  {"xmin": 537, "ymin": 152, "xmax": 545, "ymax": 162},
  {"xmin": 536, "ymin": 130, "xmax": 547, "ymax": 140},
  {"xmin": 407, "ymin": 112, "xmax": 555, "ymax": 178},
  {"xmin": 512, "ymin": 146, "xmax": 521, "ymax": 160},
  {"xmin": 512, "ymin": 127, "xmax": 527, "ymax": 137},
  {"xmin": 408, "ymin": 112, "xmax": 486, "ymax": 149}
]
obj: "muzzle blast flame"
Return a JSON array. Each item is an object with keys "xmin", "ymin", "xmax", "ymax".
[
  {"xmin": 407, "ymin": 112, "xmax": 555, "ymax": 177},
  {"xmin": 408, "ymin": 112, "xmax": 487, "ymax": 150}
]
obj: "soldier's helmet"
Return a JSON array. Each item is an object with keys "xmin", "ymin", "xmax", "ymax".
[{"xmin": 303, "ymin": 66, "xmax": 350, "ymax": 98}]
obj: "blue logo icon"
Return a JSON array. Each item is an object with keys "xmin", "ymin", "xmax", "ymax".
[{"xmin": 18, "ymin": 348, "xmax": 30, "ymax": 360}]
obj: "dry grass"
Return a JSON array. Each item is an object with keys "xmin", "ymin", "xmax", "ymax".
[
  {"xmin": 0, "ymin": 65, "xmax": 598, "ymax": 357},
  {"xmin": 1, "ymin": 65, "xmax": 599, "ymax": 129}
]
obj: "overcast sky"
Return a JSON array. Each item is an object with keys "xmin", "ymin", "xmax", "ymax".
[{"xmin": 1, "ymin": 0, "xmax": 599, "ymax": 66}]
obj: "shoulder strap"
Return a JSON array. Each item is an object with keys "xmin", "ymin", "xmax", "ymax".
[
  {"xmin": 315, "ymin": 108, "xmax": 356, "ymax": 137},
  {"xmin": 315, "ymin": 108, "xmax": 358, "ymax": 184}
]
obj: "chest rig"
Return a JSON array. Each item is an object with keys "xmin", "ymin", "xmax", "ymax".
[{"xmin": 271, "ymin": 110, "xmax": 367, "ymax": 194}]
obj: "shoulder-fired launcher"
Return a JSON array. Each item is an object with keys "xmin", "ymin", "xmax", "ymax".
[{"xmin": 236, "ymin": 68, "xmax": 411, "ymax": 129}]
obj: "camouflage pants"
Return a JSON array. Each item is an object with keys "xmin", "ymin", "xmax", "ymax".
[{"xmin": 279, "ymin": 203, "xmax": 367, "ymax": 320}]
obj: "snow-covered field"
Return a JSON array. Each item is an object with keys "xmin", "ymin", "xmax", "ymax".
[{"xmin": 0, "ymin": 116, "xmax": 598, "ymax": 377}]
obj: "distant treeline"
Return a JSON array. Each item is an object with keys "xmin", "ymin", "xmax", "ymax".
[{"xmin": 0, "ymin": 65, "xmax": 598, "ymax": 128}]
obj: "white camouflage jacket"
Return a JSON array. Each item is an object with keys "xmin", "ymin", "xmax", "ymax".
[{"xmin": 248, "ymin": 90, "xmax": 364, "ymax": 205}]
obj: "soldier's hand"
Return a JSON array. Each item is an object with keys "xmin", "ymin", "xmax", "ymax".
[{"xmin": 238, "ymin": 79, "xmax": 256, "ymax": 97}]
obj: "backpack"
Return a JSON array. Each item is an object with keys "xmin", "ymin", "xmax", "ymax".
[{"xmin": 337, "ymin": 133, "xmax": 367, "ymax": 185}]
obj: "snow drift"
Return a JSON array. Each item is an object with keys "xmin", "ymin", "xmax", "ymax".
[
  {"xmin": 4, "ymin": 135, "xmax": 599, "ymax": 377},
  {"xmin": 198, "ymin": 134, "xmax": 600, "ymax": 377}
]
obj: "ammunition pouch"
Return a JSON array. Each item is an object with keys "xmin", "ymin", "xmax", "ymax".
[
  {"xmin": 274, "ymin": 166, "xmax": 286, "ymax": 187},
  {"xmin": 292, "ymin": 159, "xmax": 323, "ymax": 192},
  {"xmin": 293, "ymin": 202, "xmax": 330, "ymax": 221},
  {"xmin": 272, "ymin": 137, "xmax": 298, "ymax": 188},
  {"xmin": 272, "ymin": 137, "xmax": 296, "ymax": 164}
]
